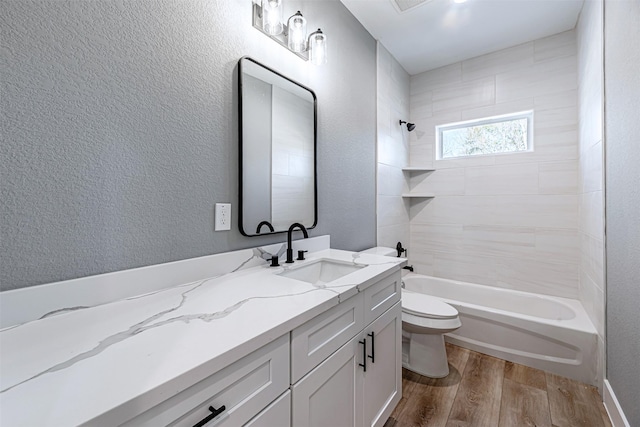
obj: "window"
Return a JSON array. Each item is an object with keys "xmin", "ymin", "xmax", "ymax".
[{"xmin": 436, "ymin": 111, "xmax": 533, "ymax": 160}]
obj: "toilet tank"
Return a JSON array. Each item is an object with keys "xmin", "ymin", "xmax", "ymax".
[{"xmin": 359, "ymin": 247, "xmax": 400, "ymax": 257}]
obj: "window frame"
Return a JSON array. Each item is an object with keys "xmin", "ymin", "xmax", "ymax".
[{"xmin": 435, "ymin": 110, "xmax": 534, "ymax": 160}]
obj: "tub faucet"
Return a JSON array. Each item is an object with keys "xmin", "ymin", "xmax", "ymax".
[{"xmin": 286, "ymin": 223, "xmax": 308, "ymax": 263}]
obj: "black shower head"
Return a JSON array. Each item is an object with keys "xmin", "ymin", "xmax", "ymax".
[{"xmin": 399, "ymin": 120, "xmax": 416, "ymax": 132}]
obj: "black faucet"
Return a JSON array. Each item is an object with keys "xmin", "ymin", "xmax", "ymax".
[
  {"xmin": 286, "ymin": 223, "xmax": 308, "ymax": 263},
  {"xmin": 396, "ymin": 241, "xmax": 407, "ymax": 258}
]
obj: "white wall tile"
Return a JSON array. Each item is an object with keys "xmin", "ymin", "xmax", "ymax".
[
  {"xmin": 461, "ymin": 98, "xmax": 534, "ymax": 121},
  {"xmin": 377, "ymin": 42, "xmax": 411, "ymax": 250},
  {"xmin": 411, "ymin": 62, "xmax": 462, "ymax": 92},
  {"xmin": 410, "ymin": 168, "xmax": 465, "ymax": 196},
  {"xmin": 580, "ymin": 190, "xmax": 603, "ymax": 239},
  {"xmin": 534, "ymin": 30, "xmax": 577, "ymax": 62},
  {"xmin": 402, "ymin": 30, "xmax": 586, "ymax": 299},
  {"xmin": 581, "ymin": 232, "xmax": 605, "ymax": 291},
  {"xmin": 539, "ymin": 160, "xmax": 579, "ymax": 194},
  {"xmin": 580, "ymin": 140, "xmax": 603, "ymax": 193},
  {"xmin": 462, "ymin": 225, "xmax": 535, "ymax": 258},
  {"xmin": 576, "ymin": 0, "xmax": 605, "ymax": 377},
  {"xmin": 431, "ymin": 76, "xmax": 495, "ymax": 113},
  {"xmin": 534, "ymin": 89, "xmax": 578, "ymax": 110},
  {"xmin": 433, "ymin": 251, "xmax": 498, "ymax": 286},
  {"xmin": 580, "ymin": 269, "xmax": 605, "ymax": 337},
  {"xmin": 491, "ymin": 195, "xmax": 578, "ymax": 229},
  {"xmin": 410, "ymin": 195, "xmax": 494, "ymax": 225},
  {"xmin": 377, "ymin": 195, "xmax": 409, "ymax": 228},
  {"xmin": 462, "ymin": 41, "xmax": 534, "ymax": 82},
  {"xmin": 411, "ymin": 223, "xmax": 464, "ymax": 253},
  {"xmin": 465, "ymin": 163, "xmax": 539, "ymax": 195},
  {"xmin": 496, "ymin": 257, "xmax": 579, "ymax": 298},
  {"xmin": 495, "ymin": 54, "xmax": 577, "ymax": 102},
  {"xmin": 377, "ymin": 163, "xmax": 407, "ymax": 196},
  {"xmin": 534, "ymin": 228, "xmax": 580, "ymax": 264}
]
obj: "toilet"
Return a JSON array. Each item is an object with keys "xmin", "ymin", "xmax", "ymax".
[
  {"xmin": 401, "ymin": 289, "xmax": 461, "ymax": 377},
  {"xmin": 360, "ymin": 247, "xmax": 462, "ymax": 378}
]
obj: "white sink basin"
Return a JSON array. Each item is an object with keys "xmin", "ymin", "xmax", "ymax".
[{"xmin": 278, "ymin": 259, "xmax": 364, "ymax": 286}]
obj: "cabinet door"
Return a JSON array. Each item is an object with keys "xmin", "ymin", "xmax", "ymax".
[
  {"xmin": 292, "ymin": 335, "xmax": 364, "ymax": 427},
  {"xmin": 291, "ymin": 292, "xmax": 364, "ymax": 383},
  {"xmin": 361, "ymin": 302, "xmax": 402, "ymax": 427}
]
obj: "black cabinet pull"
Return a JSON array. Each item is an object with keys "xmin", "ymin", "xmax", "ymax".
[
  {"xmin": 193, "ymin": 405, "xmax": 226, "ymax": 427},
  {"xmin": 368, "ymin": 331, "xmax": 375, "ymax": 363},
  {"xmin": 359, "ymin": 339, "xmax": 367, "ymax": 372}
]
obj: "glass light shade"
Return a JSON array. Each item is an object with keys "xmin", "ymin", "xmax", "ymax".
[
  {"xmin": 262, "ymin": 0, "xmax": 283, "ymax": 35},
  {"xmin": 287, "ymin": 11, "xmax": 307, "ymax": 52},
  {"xmin": 308, "ymin": 29, "xmax": 327, "ymax": 65}
]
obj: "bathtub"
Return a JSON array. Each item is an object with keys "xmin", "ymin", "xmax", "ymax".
[{"xmin": 403, "ymin": 274, "xmax": 598, "ymax": 386}]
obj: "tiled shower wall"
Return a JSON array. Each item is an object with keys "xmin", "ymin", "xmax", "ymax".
[
  {"xmin": 576, "ymin": 0, "xmax": 605, "ymax": 390},
  {"xmin": 376, "ymin": 43, "xmax": 411, "ymax": 249},
  {"xmin": 407, "ymin": 31, "xmax": 580, "ymax": 298}
]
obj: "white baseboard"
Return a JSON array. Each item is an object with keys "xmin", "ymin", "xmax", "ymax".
[{"xmin": 604, "ymin": 379, "xmax": 631, "ymax": 427}]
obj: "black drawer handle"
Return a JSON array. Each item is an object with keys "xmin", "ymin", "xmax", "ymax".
[
  {"xmin": 359, "ymin": 339, "xmax": 367, "ymax": 372},
  {"xmin": 368, "ymin": 331, "xmax": 375, "ymax": 363},
  {"xmin": 193, "ymin": 405, "xmax": 226, "ymax": 427}
]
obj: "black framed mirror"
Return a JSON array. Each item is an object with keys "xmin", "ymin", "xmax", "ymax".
[{"xmin": 238, "ymin": 57, "xmax": 317, "ymax": 236}]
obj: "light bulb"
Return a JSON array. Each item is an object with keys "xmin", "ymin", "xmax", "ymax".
[
  {"xmin": 309, "ymin": 29, "xmax": 327, "ymax": 65},
  {"xmin": 287, "ymin": 11, "xmax": 307, "ymax": 52},
  {"xmin": 262, "ymin": 0, "xmax": 283, "ymax": 35}
]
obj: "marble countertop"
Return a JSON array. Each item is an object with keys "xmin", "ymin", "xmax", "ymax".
[{"xmin": 0, "ymin": 248, "xmax": 404, "ymax": 426}]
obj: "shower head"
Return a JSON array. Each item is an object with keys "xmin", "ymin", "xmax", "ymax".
[{"xmin": 399, "ymin": 120, "xmax": 416, "ymax": 132}]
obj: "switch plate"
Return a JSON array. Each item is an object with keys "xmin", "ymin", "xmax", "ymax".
[{"xmin": 215, "ymin": 203, "xmax": 231, "ymax": 231}]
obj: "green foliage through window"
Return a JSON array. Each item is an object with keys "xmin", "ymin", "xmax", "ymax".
[{"xmin": 437, "ymin": 112, "xmax": 532, "ymax": 159}]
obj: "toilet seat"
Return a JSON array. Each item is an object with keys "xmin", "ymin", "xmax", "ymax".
[{"xmin": 402, "ymin": 290, "xmax": 458, "ymax": 319}]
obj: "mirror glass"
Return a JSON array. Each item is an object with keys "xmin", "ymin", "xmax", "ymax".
[{"xmin": 239, "ymin": 57, "xmax": 317, "ymax": 236}]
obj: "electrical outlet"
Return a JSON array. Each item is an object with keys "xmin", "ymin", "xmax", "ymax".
[{"xmin": 215, "ymin": 203, "xmax": 231, "ymax": 231}]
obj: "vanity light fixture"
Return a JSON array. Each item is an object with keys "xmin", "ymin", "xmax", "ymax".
[{"xmin": 252, "ymin": 1, "xmax": 327, "ymax": 64}]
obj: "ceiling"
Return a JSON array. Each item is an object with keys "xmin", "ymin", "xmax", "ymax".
[{"xmin": 340, "ymin": 0, "xmax": 585, "ymax": 75}]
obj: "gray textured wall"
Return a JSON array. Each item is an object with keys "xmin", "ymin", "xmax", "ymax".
[
  {"xmin": 604, "ymin": 0, "xmax": 640, "ymax": 424},
  {"xmin": 0, "ymin": 0, "xmax": 377, "ymax": 291}
]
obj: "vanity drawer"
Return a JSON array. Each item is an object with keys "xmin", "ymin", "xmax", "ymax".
[
  {"xmin": 122, "ymin": 334, "xmax": 289, "ymax": 427},
  {"xmin": 244, "ymin": 390, "xmax": 290, "ymax": 427},
  {"xmin": 291, "ymin": 293, "xmax": 364, "ymax": 383},
  {"xmin": 363, "ymin": 271, "xmax": 401, "ymax": 325}
]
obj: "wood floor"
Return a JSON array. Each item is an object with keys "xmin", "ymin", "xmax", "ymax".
[{"xmin": 387, "ymin": 343, "xmax": 612, "ymax": 427}]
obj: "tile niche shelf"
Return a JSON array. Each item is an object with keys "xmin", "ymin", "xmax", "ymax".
[{"xmin": 402, "ymin": 167, "xmax": 436, "ymax": 199}]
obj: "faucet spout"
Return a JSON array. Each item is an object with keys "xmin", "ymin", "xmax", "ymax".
[{"xmin": 286, "ymin": 223, "xmax": 309, "ymax": 263}]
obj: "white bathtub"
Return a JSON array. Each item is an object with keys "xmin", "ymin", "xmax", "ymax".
[{"xmin": 403, "ymin": 274, "xmax": 599, "ymax": 386}]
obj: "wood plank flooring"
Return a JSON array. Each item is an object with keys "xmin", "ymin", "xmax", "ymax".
[{"xmin": 387, "ymin": 344, "xmax": 612, "ymax": 427}]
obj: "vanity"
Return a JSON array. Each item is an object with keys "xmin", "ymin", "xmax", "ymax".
[{"xmin": 0, "ymin": 237, "xmax": 406, "ymax": 426}]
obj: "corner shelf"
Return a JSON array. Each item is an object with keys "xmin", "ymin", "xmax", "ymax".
[
  {"xmin": 401, "ymin": 167, "xmax": 435, "ymax": 172},
  {"xmin": 401, "ymin": 166, "xmax": 436, "ymax": 200},
  {"xmin": 402, "ymin": 193, "xmax": 435, "ymax": 198}
]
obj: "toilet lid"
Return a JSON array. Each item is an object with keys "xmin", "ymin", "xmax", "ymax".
[{"xmin": 402, "ymin": 290, "xmax": 459, "ymax": 319}]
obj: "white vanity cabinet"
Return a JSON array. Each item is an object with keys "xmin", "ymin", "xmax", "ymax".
[
  {"xmin": 121, "ymin": 334, "xmax": 290, "ymax": 427},
  {"xmin": 291, "ymin": 271, "xmax": 402, "ymax": 427},
  {"xmin": 119, "ymin": 270, "xmax": 402, "ymax": 427}
]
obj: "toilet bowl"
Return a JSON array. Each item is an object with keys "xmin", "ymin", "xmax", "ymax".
[
  {"xmin": 402, "ymin": 289, "xmax": 461, "ymax": 378},
  {"xmin": 359, "ymin": 246, "xmax": 462, "ymax": 378}
]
